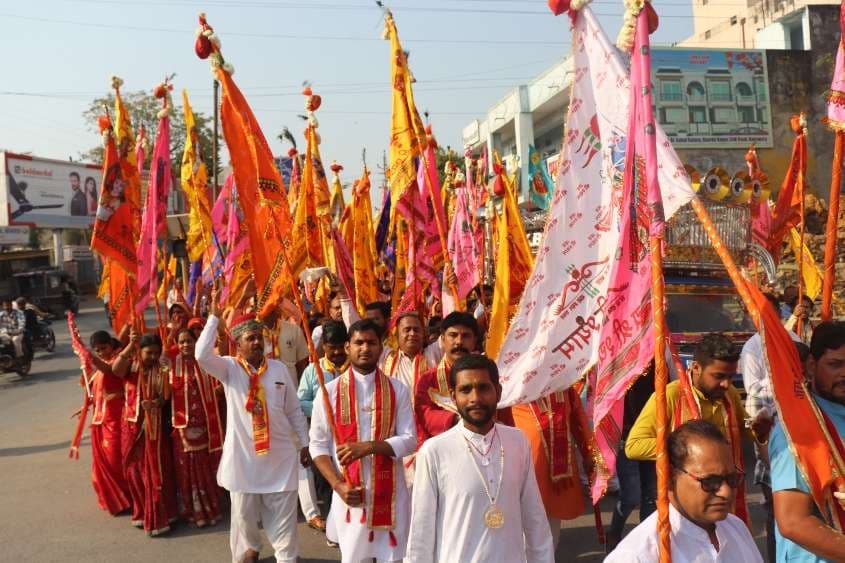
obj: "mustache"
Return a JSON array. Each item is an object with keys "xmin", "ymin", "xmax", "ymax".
[{"xmin": 450, "ymin": 346, "xmax": 469, "ymax": 354}]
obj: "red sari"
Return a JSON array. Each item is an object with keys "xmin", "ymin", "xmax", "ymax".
[
  {"xmin": 170, "ymin": 355, "xmax": 224, "ymax": 527},
  {"xmin": 121, "ymin": 361, "xmax": 178, "ymax": 535},
  {"xmin": 90, "ymin": 369, "xmax": 131, "ymax": 515}
]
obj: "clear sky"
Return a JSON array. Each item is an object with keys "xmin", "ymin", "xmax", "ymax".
[{"xmin": 0, "ymin": 0, "xmax": 697, "ymax": 187}]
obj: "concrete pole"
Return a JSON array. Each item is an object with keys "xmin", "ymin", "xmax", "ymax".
[
  {"xmin": 514, "ymin": 86, "xmax": 535, "ymax": 205},
  {"xmin": 52, "ymin": 229, "xmax": 64, "ymax": 269}
]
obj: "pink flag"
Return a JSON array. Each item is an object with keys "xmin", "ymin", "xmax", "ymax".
[
  {"xmin": 212, "ymin": 174, "xmax": 233, "ymax": 243},
  {"xmin": 589, "ymin": 7, "xmax": 664, "ymax": 502},
  {"xmin": 221, "ymin": 182, "xmax": 250, "ymax": 304},
  {"xmin": 135, "ymin": 113, "xmax": 171, "ymax": 314},
  {"xmin": 330, "ymin": 226, "xmax": 357, "ymax": 307},
  {"xmin": 448, "ymin": 186, "xmax": 480, "ymax": 299}
]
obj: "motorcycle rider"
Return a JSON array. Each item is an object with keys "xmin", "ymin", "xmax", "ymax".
[
  {"xmin": 0, "ymin": 298, "xmax": 26, "ymax": 359},
  {"xmin": 16, "ymin": 297, "xmax": 38, "ymax": 358}
]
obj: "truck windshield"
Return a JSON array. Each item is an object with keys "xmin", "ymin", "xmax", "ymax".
[{"xmin": 666, "ymin": 293, "xmax": 755, "ymax": 333}]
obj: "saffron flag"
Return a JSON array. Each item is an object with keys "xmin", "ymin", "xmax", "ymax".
[
  {"xmin": 748, "ymin": 281, "xmax": 845, "ymax": 530},
  {"xmin": 768, "ymin": 117, "xmax": 806, "ymax": 261},
  {"xmin": 350, "ymin": 167, "xmax": 378, "ymax": 313},
  {"xmin": 215, "ymin": 63, "xmax": 295, "ymax": 319},
  {"xmin": 108, "ymin": 260, "xmax": 134, "ymax": 333},
  {"xmin": 290, "ymin": 124, "xmax": 326, "ymax": 273},
  {"xmin": 112, "ymin": 79, "xmax": 142, "ymax": 241},
  {"xmin": 496, "ymin": 7, "xmax": 693, "ymax": 406},
  {"xmin": 528, "ymin": 145, "xmax": 554, "ymax": 210},
  {"xmin": 222, "ymin": 181, "xmax": 252, "ymax": 307},
  {"xmin": 383, "ymin": 10, "xmax": 427, "ymax": 224},
  {"xmin": 136, "ymin": 90, "xmax": 172, "ymax": 314},
  {"xmin": 485, "ymin": 169, "xmax": 533, "ymax": 359},
  {"xmin": 91, "ymin": 116, "xmax": 138, "ymax": 276},
  {"xmin": 329, "ymin": 162, "xmax": 346, "ymax": 225},
  {"xmin": 788, "ymin": 227, "xmax": 823, "ymax": 300},
  {"xmin": 180, "ymin": 90, "xmax": 213, "ymax": 263}
]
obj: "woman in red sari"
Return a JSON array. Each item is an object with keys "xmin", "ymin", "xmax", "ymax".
[
  {"xmin": 86, "ymin": 331, "xmax": 131, "ymax": 515},
  {"xmin": 112, "ymin": 331, "xmax": 178, "ymax": 536},
  {"xmin": 170, "ymin": 328, "xmax": 224, "ymax": 527}
]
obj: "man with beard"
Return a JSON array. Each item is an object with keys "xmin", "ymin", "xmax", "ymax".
[
  {"xmin": 406, "ymin": 354, "xmax": 553, "ymax": 563},
  {"xmin": 69, "ymin": 171, "xmax": 88, "ymax": 216},
  {"xmin": 414, "ymin": 312, "xmax": 512, "ymax": 448},
  {"xmin": 196, "ymin": 287, "xmax": 310, "ymax": 563},
  {"xmin": 309, "ymin": 319, "xmax": 417, "ymax": 562},
  {"xmin": 626, "ymin": 333, "xmax": 769, "ymax": 524},
  {"xmin": 770, "ymin": 321, "xmax": 845, "ymax": 561}
]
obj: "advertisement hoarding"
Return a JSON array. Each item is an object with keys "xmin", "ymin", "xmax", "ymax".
[
  {"xmin": 650, "ymin": 48, "xmax": 773, "ymax": 148},
  {"xmin": 0, "ymin": 152, "xmax": 100, "ymax": 229}
]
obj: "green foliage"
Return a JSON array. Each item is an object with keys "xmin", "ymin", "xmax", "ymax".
[
  {"xmin": 434, "ymin": 144, "xmax": 465, "ymax": 184},
  {"xmin": 80, "ymin": 90, "xmax": 221, "ymax": 181}
]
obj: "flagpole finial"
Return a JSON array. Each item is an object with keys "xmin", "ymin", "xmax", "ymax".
[
  {"xmin": 195, "ymin": 14, "xmax": 232, "ymax": 75},
  {"xmin": 109, "ymin": 75, "xmax": 124, "ymax": 92}
]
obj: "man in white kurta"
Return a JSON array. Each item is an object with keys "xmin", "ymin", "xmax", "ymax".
[
  {"xmin": 604, "ymin": 420, "xmax": 763, "ymax": 563},
  {"xmin": 196, "ymin": 312, "xmax": 310, "ymax": 563},
  {"xmin": 406, "ymin": 354, "xmax": 553, "ymax": 563},
  {"xmin": 309, "ymin": 319, "xmax": 417, "ymax": 563}
]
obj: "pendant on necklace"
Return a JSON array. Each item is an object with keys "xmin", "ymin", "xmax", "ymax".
[
  {"xmin": 484, "ymin": 504, "xmax": 504, "ymax": 529},
  {"xmin": 480, "ymin": 456, "xmax": 490, "ymax": 466}
]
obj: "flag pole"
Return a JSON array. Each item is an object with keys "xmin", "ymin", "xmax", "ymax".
[
  {"xmin": 212, "ymin": 78, "xmax": 220, "ymax": 201},
  {"xmin": 796, "ymin": 115, "xmax": 807, "ymax": 336},
  {"xmin": 822, "ymin": 130, "xmax": 843, "ymax": 321}
]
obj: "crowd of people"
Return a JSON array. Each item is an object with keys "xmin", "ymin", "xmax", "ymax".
[{"xmin": 68, "ymin": 274, "xmax": 845, "ymax": 563}]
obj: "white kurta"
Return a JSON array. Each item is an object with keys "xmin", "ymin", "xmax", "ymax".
[
  {"xmin": 604, "ymin": 503, "xmax": 763, "ymax": 563},
  {"xmin": 407, "ymin": 423, "xmax": 554, "ymax": 563},
  {"xmin": 379, "ymin": 343, "xmax": 442, "ymax": 394},
  {"xmin": 197, "ymin": 315, "xmax": 309, "ymax": 493},
  {"xmin": 309, "ymin": 368, "xmax": 417, "ymax": 563}
]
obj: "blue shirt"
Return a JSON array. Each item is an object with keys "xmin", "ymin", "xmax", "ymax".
[
  {"xmin": 297, "ymin": 362, "xmax": 341, "ymax": 418},
  {"xmin": 770, "ymin": 393, "xmax": 845, "ymax": 563}
]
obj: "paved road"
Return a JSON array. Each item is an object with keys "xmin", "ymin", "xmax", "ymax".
[{"xmin": 0, "ymin": 299, "xmax": 770, "ymax": 562}]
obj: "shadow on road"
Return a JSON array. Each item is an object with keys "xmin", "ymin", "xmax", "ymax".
[
  {"xmin": 0, "ymin": 439, "xmax": 74, "ymax": 458},
  {"xmin": 0, "ymin": 363, "xmax": 82, "ymax": 390}
]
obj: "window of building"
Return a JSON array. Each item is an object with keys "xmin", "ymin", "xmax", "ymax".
[
  {"xmin": 687, "ymin": 81, "xmax": 705, "ymax": 100},
  {"xmin": 730, "ymin": 15, "xmax": 738, "ymax": 25},
  {"xmin": 660, "ymin": 107, "xmax": 687, "ymax": 124},
  {"xmin": 735, "ymin": 82, "xmax": 753, "ymax": 98},
  {"xmin": 708, "ymin": 80, "xmax": 731, "ymax": 101},
  {"xmin": 689, "ymin": 106, "xmax": 707, "ymax": 123},
  {"xmin": 660, "ymin": 80, "xmax": 682, "ymax": 101},
  {"xmin": 704, "ymin": 30, "xmax": 711, "ymax": 39},
  {"xmin": 710, "ymin": 107, "xmax": 735, "ymax": 123},
  {"xmin": 738, "ymin": 106, "xmax": 755, "ymax": 123}
]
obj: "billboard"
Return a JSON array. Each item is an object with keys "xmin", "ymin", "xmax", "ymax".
[
  {"xmin": 650, "ymin": 48, "xmax": 773, "ymax": 148},
  {"xmin": 0, "ymin": 152, "xmax": 101, "ymax": 229}
]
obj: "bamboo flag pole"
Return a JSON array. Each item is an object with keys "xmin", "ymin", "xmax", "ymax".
[
  {"xmin": 796, "ymin": 115, "xmax": 808, "ymax": 337},
  {"xmin": 822, "ymin": 130, "xmax": 843, "ymax": 320}
]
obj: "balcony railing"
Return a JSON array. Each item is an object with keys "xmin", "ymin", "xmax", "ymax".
[
  {"xmin": 709, "ymin": 92, "xmax": 732, "ymax": 102},
  {"xmin": 660, "ymin": 92, "xmax": 683, "ymax": 101}
]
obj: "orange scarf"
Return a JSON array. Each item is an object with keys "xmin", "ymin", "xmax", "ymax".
[
  {"xmin": 237, "ymin": 356, "xmax": 270, "ymax": 455},
  {"xmin": 335, "ymin": 368, "xmax": 398, "ymax": 543}
]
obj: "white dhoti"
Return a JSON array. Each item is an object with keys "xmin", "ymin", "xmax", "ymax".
[
  {"xmin": 297, "ymin": 464, "xmax": 320, "ymax": 520},
  {"xmin": 230, "ymin": 491, "xmax": 298, "ymax": 563}
]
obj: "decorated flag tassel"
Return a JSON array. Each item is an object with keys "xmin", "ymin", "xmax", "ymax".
[
  {"xmin": 368, "ymin": 530, "xmax": 375, "ymax": 543},
  {"xmin": 389, "ymin": 530, "xmax": 398, "ymax": 547},
  {"xmin": 346, "ymin": 507, "xmax": 351, "ymax": 523},
  {"xmin": 360, "ymin": 507, "xmax": 367, "ymax": 524}
]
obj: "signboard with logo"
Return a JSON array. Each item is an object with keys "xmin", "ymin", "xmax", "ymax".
[
  {"xmin": 650, "ymin": 48, "xmax": 773, "ymax": 148},
  {"xmin": 0, "ymin": 152, "xmax": 100, "ymax": 228}
]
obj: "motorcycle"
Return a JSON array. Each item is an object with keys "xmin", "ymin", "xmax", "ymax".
[
  {"xmin": 30, "ymin": 318, "xmax": 56, "ymax": 353},
  {"xmin": 0, "ymin": 333, "xmax": 32, "ymax": 377}
]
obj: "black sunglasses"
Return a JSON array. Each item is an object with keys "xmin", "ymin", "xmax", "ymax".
[{"xmin": 676, "ymin": 467, "xmax": 744, "ymax": 493}]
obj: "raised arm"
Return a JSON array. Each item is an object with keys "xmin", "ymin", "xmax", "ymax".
[
  {"xmin": 195, "ymin": 282, "xmax": 231, "ymax": 382},
  {"xmin": 110, "ymin": 328, "xmax": 139, "ymax": 378}
]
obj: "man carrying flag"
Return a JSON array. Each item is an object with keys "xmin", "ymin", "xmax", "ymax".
[
  {"xmin": 196, "ymin": 285, "xmax": 310, "ymax": 563},
  {"xmin": 770, "ymin": 321, "xmax": 845, "ymax": 561},
  {"xmin": 309, "ymin": 319, "xmax": 417, "ymax": 562}
]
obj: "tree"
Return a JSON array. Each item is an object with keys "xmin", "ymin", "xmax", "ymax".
[{"xmin": 80, "ymin": 90, "xmax": 221, "ymax": 183}]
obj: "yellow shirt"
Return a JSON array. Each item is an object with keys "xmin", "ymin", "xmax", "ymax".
[{"xmin": 625, "ymin": 380, "xmax": 750, "ymax": 461}]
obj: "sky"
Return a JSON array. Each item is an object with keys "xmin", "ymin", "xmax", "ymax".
[{"xmin": 0, "ymin": 0, "xmax": 699, "ymax": 188}]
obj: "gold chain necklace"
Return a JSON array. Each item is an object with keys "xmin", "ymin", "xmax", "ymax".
[{"xmin": 462, "ymin": 428, "xmax": 505, "ymax": 529}]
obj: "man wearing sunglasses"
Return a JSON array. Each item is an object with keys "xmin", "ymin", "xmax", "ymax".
[{"xmin": 605, "ymin": 420, "xmax": 763, "ymax": 562}]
